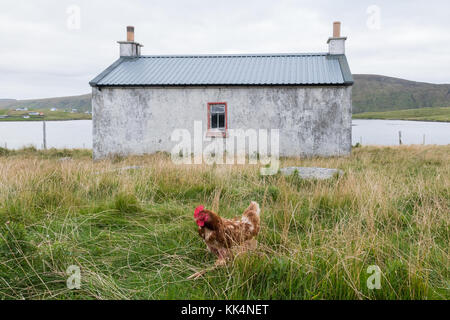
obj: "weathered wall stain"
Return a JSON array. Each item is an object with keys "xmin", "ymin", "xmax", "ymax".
[{"xmin": 92, "ymin": 86, "xmax": 352, "ymax": 159}]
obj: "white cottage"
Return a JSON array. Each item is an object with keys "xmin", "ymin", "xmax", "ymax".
[{"xmin": 90, "ymin": 23, "xmax": 353, "ymax": 160}]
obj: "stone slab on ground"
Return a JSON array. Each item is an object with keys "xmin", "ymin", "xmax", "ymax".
[{"xmin": 280, "ymin": 167, "xmax": 343, "ymax": 180}]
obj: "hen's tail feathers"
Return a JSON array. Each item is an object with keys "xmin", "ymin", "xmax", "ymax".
[{"xmin": 249, "ymin": 201, "xmax": 261, "ymax": 217}]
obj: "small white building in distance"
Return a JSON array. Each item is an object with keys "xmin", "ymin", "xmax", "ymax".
[{"xmin": 90, "ymin": 23, "xmax": 353, "ymax": 160}]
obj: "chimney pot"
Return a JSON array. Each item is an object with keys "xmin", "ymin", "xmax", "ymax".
[
  {"xmin": 127, "ymin": 26, "xmax": 134, "ymax": 42},
  {"xmin": 118, "ymin": 26, "xmax": 142, "ymax": 57},
  {"xmin": 327, "ymin": 21, "xmax": 346, "ymax": 55},
  {"xmin": 333, "ymin": 22, "xmax": 341, "ymax": 37}
]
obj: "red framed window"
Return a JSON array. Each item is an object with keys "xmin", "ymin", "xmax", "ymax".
[{"xmin": 207, "ymin": 102, "xmax": 227, "ymax": 137}]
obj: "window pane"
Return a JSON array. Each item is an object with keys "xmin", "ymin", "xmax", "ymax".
[
  {"xmin": 218, "ymin": 114, "xmax": 225, "ymax": 128},
  {"xmin": 211, "ymin": 105, "xmax": 225, "ymax": 113},
  {"xmin": 209, "ymin": 104, "xmax": 226, "ymax": 130},
  {"xmin": 211, "ymin": 113, "xmax": 218, "ymax": 128}
]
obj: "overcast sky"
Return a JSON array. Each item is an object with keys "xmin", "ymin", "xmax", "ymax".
[{"xmin": 1, "ymin": 0, "xmax": 449, "ymax": 99}]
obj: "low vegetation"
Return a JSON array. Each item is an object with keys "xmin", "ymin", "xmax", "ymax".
[
  {"xmin": 0, "ymin": 109, "xmax": 91, "ymax": 121},
  {"xmin": 353, "ymin": 107, "xmax": 450, "ymax": 122},
  {"xmin": 0, "ymin": 146, "xmax": 448, "ymax": 299}
]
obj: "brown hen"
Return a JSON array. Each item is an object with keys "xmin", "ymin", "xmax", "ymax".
[{"xmin": 188, "ymin": 201, "xmax": 261, "ymax": 279}]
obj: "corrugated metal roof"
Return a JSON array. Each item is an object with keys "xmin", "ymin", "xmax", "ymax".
[{"xmin": 90, "ymin": 53, "xmax": 353, "ymax": 87}]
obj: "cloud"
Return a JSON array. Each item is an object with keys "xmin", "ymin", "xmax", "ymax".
[{"xmin": 0, "ymin": 0, "xmax": 449, "ymax": 99}]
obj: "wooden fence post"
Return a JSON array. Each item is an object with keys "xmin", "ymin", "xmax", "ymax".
[{"xmin": 43, "ymin": 119, "xmax": 47, "ymax": 150}]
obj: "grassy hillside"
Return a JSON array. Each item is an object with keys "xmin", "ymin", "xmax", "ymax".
[
  {"xmin": 353, "ymin": 107, "xmax": 450, "ymax": 122},
  {"xmin": 0, "ymin": 146, "xmax": 448, "ymax": 299},
  {"xmin": 353, "ymin": 75, "xmax": 450, "ymax": 113},
  {"xmin": 0, "ymin": 94, "xmax": 91, "ymax": 112},
  {"xmin": 0, "ymin": 99, "xmax": 16, "ymax": 106}
]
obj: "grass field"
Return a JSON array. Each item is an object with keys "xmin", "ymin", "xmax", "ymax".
[
  {"xmin": 0, "ymin": 109, "xmax": 91, "ymax": 121},
  {"xmin": 0, "ymin": 146, "xmax": 448, "ymax": 299},
  {"xmin": 352, "ymin": 107, "xmax": 450, "ymax": 122}
]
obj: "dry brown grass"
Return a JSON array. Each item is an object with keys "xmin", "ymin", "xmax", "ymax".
[{"xmin": 0, "ymin": 145, "xmax": 448, "ymax": 299}]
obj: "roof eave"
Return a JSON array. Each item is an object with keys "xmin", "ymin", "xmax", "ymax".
[
  {"xmin": 92, "ymin": 83, "xmax": 350, "ymax": 88},
  {"xmin": 336, "ymin": 54, "xmax": 354, "ymax": 85},
  {"xmin": 89, "ymin": 58, "xmax": 127, "ymax": 87}
]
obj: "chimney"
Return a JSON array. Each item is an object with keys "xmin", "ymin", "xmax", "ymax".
[
  {"xmin": 327, "ymin": 21, "xmax": 347, "ymax": 55},
  {"xmin": 118, "ymin": 26, "xmax": 143, "ymax": 57},
  {"xmin": 127, "ymin": 26, "xmax": 135, "ymax": 42},
  {"xmin": 333, "ymin": 22, "xmax": 341, "ymax": 37}
]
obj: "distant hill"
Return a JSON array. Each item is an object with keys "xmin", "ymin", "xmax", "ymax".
[
  {"xmin": 0, "ymin": 99, "xmax": 17, "ymax": 108},
  {"xmin": 352, "ymin": 75, "xmax": 450, "ymax": 113},
  {"xmin": 0, "ymin": 94, "xmax": 91, "ymax": 112},
  {"xmin": 1, "ymin": 75, "xmax": 449, "ymax": 114}
]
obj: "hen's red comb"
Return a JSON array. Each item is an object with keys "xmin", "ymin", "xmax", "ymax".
[{"xmin": 194, "ymin": 205, "xmax": 204, "ymax": 218}]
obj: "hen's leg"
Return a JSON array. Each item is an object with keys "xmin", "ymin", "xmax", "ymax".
[
  {"xmin": 187, "ymin": 249, "xmax": 229, "ymax": 280},
  {"xmin": 215, "ymin": 248, "xmax": 229, "ymax": 266},
  {"xmin": 187, "ymin": 269, "xmax": 208, "ymax": 280},
  {"xmin": 207, "ymin": 245, "xmax": 219, "ymax": 256}
]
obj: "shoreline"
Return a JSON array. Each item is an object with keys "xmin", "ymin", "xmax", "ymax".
[
  {"xmin": 352, "ymin": 117, "xmax": 450, "ymax": 123},
  {"xmin": 2, "ymin": 117, "xmax": 449, "ymax": 124},
  {"xmin": 0, "ymin": 117, "xmax": 91, "ymax": 122}
]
